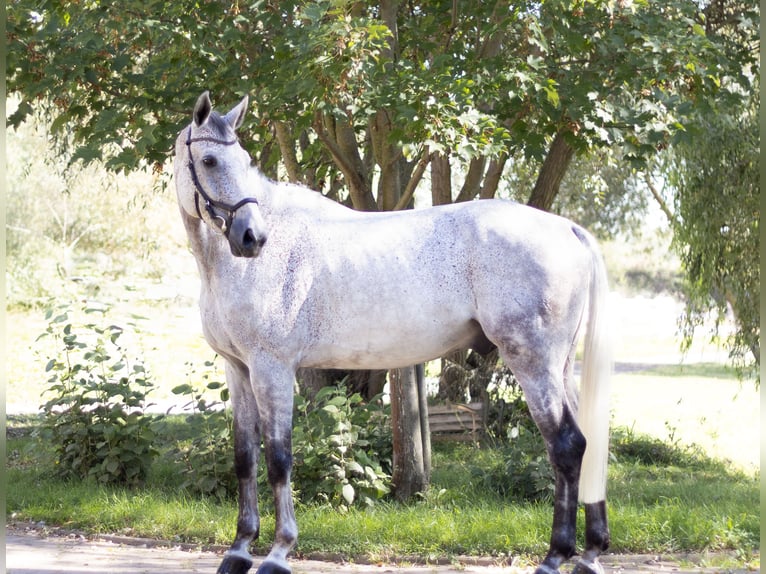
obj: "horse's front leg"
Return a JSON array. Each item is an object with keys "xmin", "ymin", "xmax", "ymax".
[
  {"xmin": 218, "ymin": 361, "xmax": 262, "ymax": 574},
  {"xmin": 252, "ymin": 360, "xmax": 297, "ymax": 574}
]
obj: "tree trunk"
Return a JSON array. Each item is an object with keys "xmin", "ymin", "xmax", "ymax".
[
  {"xmin": 297, "ymin": 368, "xmax": 388, "ymax": 401},
  {"xmin": 480, "ymin": 154, "xmax": 508, "ymax": 199},
  {"xmin": 527, "ymin": 130, "xmax": 574, "ymax": 211},
  {"xmin": 431, "ymin": 152, "xmax": 452, "ymax": 206},
  {"xmin": 389, "ymin": 365, "xmax": 430, "ymax": 501},
  {"xmin": 273, "ymin": 121, "xmax": 302, "ymax": 184},
  {"xmin": 455, "ymin": 156, "xmax": 486, "ymax": 203}
]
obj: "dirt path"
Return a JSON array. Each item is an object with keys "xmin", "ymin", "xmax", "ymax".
[{"xmin": 6, "ymin": 528, "xmax": 754, "ymax": 574}]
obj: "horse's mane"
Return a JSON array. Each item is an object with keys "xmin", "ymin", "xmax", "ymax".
[{"xmin": 249, "ymin": 167, "xmax": 350, "ymax": 217}]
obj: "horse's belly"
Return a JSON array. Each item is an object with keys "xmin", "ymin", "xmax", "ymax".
[{"xmin": 299, "ymin": 314, "xmax": 486, "ymax": 370}]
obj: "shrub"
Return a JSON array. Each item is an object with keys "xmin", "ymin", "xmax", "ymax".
[
  {"xmin": 168, "ymin": 373, "xmax": 394, "ymax": 509},
  {"xmin": 38, "ymin": 302, "xmax": 158, "ymax": 486},
  {"xmin": 170, "ymin": 362, "xmax": 236, "ymax": 500},
  {"xmin": 474, "ymin": 427, "xmax": 555, "ymax": 502},
  {"xmin": 479, "ymin": 365, "xmax": 555, "ymax": 501},
  {"xmin": 291, "ymin": 385, "xmax": 393, "ymax": 510}
]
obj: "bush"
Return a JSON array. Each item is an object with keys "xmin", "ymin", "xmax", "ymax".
[
  {"xmin": 473, "ymin": 427, "xmax": 555, "ymax": 502},
  {"xmin": 167, "ymin": 373, "xmax": 394, "ymax": 509},
  {"xmin": 291, "ymin": 385, "xmax": 393, "ymax": 510},
  {"xmin": 38, "ymin": 302, "xmax": 158, "ymax": 486},
  {"xmin": 170, "ymin": 362, "xmax": 236, "ymax": 500},
  {"xmin": 478, "ymin": 366, "xmax": 555, "ymax": 501}
]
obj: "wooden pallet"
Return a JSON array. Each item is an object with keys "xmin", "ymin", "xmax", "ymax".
[{"xmin": 427, "ymin": 402, "xmax": 485, "ymax": 442}]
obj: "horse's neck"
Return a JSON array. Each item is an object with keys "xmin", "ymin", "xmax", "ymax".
[
  {"xmin": 260, "ymin": 179, "xmax": 350, "ymax": 219},
  {"xmin": 180, "ymin": 207, "xmax": 228, "ymax": 278}
]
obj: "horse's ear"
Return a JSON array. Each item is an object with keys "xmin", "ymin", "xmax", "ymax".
[
  {"xmin": 224, "ymin": 95, "xmax": 249, "ymax": 130},
  {"xmin": 193, "ymin": 91, "xmax": 212, "ymax": 126}
]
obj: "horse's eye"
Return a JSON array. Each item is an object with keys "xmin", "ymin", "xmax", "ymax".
[{"xmin": 202, "ymin": 156, "xmax": 218, "ymax": 168}]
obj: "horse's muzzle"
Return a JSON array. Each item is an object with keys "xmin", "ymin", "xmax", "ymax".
[{"xmin": 229, "ymin": 216, "xmax": 267, "ymax": 258}]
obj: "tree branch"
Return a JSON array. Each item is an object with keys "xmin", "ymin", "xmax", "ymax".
[
  {"xmin": 643, "ymin": 171, "xmax": 676, "ymax": 225},
  {"xmin": 313, "ymin": 112, "xmax": 375, "ymax": 211},
  {"xmin": 394, "ymin": 146, "xmax": 431, "ymax": 211}
]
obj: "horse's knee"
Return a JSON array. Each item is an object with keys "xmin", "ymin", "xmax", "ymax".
[
  {"xmin": 235, "ymin": 445, "xmax": 257, "ymax": 480},
  {"xmin": 266, "ymin": 439, "xmax": 293, "ymax": 485}
]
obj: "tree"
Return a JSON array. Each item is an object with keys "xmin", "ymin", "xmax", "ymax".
[
  {"xmin": 8, "ymin": 0, "xmax": 759, "ymax": 496},
  {"xmin": 8, "ymin": 1, "xmax": 756, "ymax": 205},
  {"xmin": 664, "ymin": 91, "xmax": 759, "ymax": 382}
]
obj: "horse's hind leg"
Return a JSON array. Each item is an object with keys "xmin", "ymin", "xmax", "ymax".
[
  {"xmin": 573, "ymin": 501, "xmax": 609, "ymax": 574},
  {"xmin": 502, "ymin": 352, "xmax": 585, "ymax": 574},
  {"xmin": 218, "ymin": 361, "xmax": 261, "ymax": 574}
]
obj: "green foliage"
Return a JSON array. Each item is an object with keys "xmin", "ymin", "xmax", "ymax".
[
  {"xmin": 167, "ymin": 374, "xmax": 394, "ymax": 509},
  {"xmin": 666, "ymin": 88, "xmax": 760, "ymax": 382},
  {"xmin": 7, "ymin": 417, "xmax": 760, "ymax": 558},
  {"xmin": 610, "ymin": 425, "xmax": 712, "ymax": 470},
  {"xmin": 6, "ymin": 1, "xmax": 757, "ymax": 180},
  {"xmin": 170, "ymin": 362, "xmax": 236, "ymax": 500},
  {"xmin": 477, "ymin": 366, "xmax": 555, "ymax": 502},
  {"xmin": 292, "ymin": 385, "xmax": 392, "ymax": 510},
  {"xmin": 37, "ymin": 302, "xmax": 158, "ymax": 486},
  {"xmin": 470, "ymin": 429, "xmax": 555, "ymax": 503},
  {"xmin": 5, "ymin": 103, "xmax": 184, "ymax": 309}
]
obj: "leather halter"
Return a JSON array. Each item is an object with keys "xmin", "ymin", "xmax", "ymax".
[{"xmin": 185, "ymin": 127, "xmax": 259, "ymax": 235}]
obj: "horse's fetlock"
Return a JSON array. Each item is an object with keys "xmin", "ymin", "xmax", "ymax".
[
  {"xmin": 237, "ymin": 518, "xmax": 259, "ymax": 541},
  {"xmin": 278, "ymin": 526, "xmax": 297, "ymax": 547},
  {"xmin": 584, "ymin": 501, "xmax": 610, "ymax": 552}
]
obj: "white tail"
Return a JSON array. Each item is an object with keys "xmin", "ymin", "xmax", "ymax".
[{"xmin": 576, "ymin": 234, "xmax": 612, "ymax": 504}]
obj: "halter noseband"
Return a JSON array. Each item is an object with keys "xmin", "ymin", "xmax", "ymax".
[{"xmin": 185, "ymin": 127, "xmax": 259, "ymax": 235}]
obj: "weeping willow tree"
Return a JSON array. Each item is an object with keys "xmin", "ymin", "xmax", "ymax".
[{"xmin": 666, "ymin": 88, "xmax": 759, "ymax": 383}]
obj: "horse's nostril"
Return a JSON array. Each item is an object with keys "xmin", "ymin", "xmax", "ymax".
[{"xmin": 243, "ymin": 229, "xmax": 266, "ymax": 250}]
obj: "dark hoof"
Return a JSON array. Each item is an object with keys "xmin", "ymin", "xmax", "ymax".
[
  {"xmin": 217, "ymin": 555, "xmax": 253, "ymax": 574},
  {"xmin": 255, "ymin": 560, "xmax": 291, "ymax": 574},
  {"xmin": 533, "ymin": 565, "xmax": 560, "ymax": 574},
  {"xmin": 572, "ymin": 558, "xmax": 605, "ymax": 574}
]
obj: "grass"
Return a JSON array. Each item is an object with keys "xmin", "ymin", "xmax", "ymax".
[{"xmin": 6, "ymin": 416, "xmax": 760, "ymax": 563}]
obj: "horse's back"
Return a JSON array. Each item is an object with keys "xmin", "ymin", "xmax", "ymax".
[{"xmin": 276, "ymin": 197, "xmax": 592, "ymax": 369}]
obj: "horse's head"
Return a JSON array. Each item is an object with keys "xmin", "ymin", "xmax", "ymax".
[{"xmin": 174, "ymin": 91, "xmax": 267, "ymax": 258}]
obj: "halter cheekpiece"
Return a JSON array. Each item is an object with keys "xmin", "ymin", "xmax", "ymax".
[{"xmin": 185, "ymin": 127, "xmax": 259, "ymax": 235}]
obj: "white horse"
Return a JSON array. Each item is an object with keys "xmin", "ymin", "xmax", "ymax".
[{"xmin": 173, "ymin": 92, "xmax": 612, "ymax": 574}]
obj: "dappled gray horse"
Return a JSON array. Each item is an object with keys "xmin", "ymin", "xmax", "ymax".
[{"xmin": 173, "ymin": 92, "xmax": 612, "ymax": 574}]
